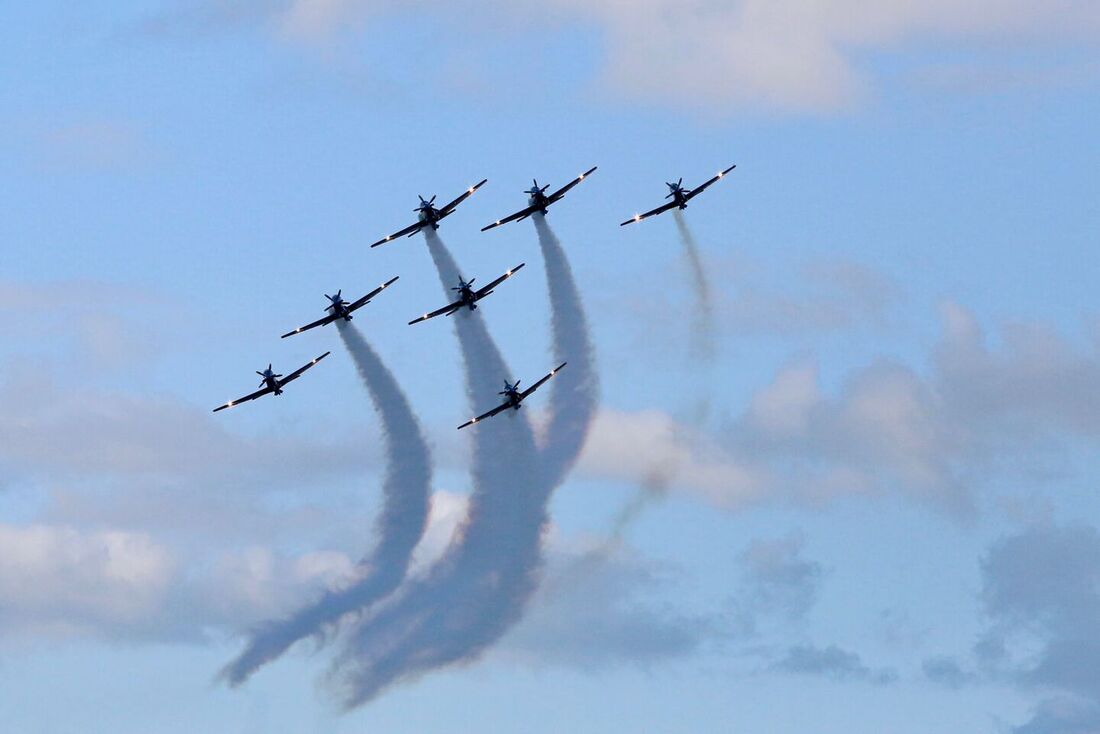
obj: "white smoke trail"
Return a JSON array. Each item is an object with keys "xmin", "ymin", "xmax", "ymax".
[
  {"xmin": 327, "ymin": 230, "xmax": 546, "ymax": 707},
  {"xmin": 673, "ymin": 210, "xmax": 716, "ymax": 362},
  {"xmin": 221, "ymin": 322, "xmax": 432, "ymax": 685},
  {"xmin": 532, "ymin": 214, "xmax": 599, "ymax": 486}
]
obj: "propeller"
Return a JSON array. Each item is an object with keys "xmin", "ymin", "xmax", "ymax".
[
  {"xmin": 525, "ymin": 179, "xmax": 549, "ymax": 195},
  {"xmin": 665, "ymin": 177, "xmax": 685, "ymax": 198},
  {"xmin": 452, "ymin": 277, "xmax": 475, "ymax": 291},
  {"xmin": 499, "ymin": 379, "xmax": 520, "ymax": 395}
]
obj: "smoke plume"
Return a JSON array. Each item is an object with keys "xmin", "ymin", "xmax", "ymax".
[
  {"xmin": 327, "ymin": 230, "xmax": 546, "ymax": 707},
  {"xmin": 532, "ymin": 214, "xmax": 599, "ymax": 486},
  {"xmin": 673, "ymin": 210, "xmax": 716, "ymax": 361},
  {"xmin": 221, "ymin": 322, "xmax": 432, "ymax": 685}
]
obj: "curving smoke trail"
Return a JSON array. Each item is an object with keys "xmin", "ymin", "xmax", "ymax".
[
  {"xmin": 532, "ymin": 214, "xmax": 599, "ymax": 486},
  {"xmin": 221, "ymin": 321, "xmax": 432, "ymax": 686},
  {"xmin": 328, "ymin": 230, "xmax": 546, "ymax": 707},
  {"xmin": 673, "ymin": 210, "xmax": 716, "ymax": 362}
]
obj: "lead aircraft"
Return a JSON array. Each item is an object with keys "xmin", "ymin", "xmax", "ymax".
[{"xmin": 620, "ymin": 164, "xmax": 736, "ymax": 226}]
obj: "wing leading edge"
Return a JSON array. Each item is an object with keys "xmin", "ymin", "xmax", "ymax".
[
  {"xmin": 620, "ymin": 164, "xmax": 736, "ymax": 226},
  {"xmin": 281, "ymin": 277, "xmax": 399, "ymax": 338},
  {"xmin": 482, "ymin": 167, "xmax": 597, "ymax": 232},
  {"xmin": 408, "ymin": 264, "xmax": 525, "ymax": 325},
  {"xmin": 212, "ymin": 351, "xmax": 331, "ymax": 413},
  {"xmin": 456, "ymin": 362, "xmax": 567, "ymax": 429}
]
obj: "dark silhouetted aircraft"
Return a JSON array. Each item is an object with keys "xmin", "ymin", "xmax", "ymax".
[
  {"xmin": 457, "ymin": 362, "xmax": 568, "ymax": 429},
  {"xmin": 620, "ymin": 164, "xmax": 736, "ymax": 226},
  {"xmin": 370, "ymin": 179, "xmax": 488, "ymax": 247},
  {"xmin": 481, "ymin": 167, "xmax": 597, "ymax": 231},
  {"xmin": 408, "ymin": 264, "xmax": 525, "ymax": 325},
  {"xmin": 212, "ymin": 352, "xmax": 330, "ymax": 412},
  {"xmin": 281, "ymin": 276, "xmax": 399, "ymax": 338}
]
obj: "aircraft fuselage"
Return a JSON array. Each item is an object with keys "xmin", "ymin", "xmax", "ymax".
[
  {"xmin": 458, "ymin": 287, "xmax": 478, "ymax": 310},
  {"xmin": 418, "ymin": 207, "xmax": 442, "ymax": 229},
  {"xmin": 528, "ymin": 192, "xmax": 551, "ymax": 214}
]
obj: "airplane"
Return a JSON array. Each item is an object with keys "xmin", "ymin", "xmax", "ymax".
[
  {"xmin": 408, "ymin": 263, "xmax": 525, "ymax": 325},
  {"xmin": 481, "ymin": 166, "xmax": 598, "ymax": 231},
  {"xmin": 370, "ymin": 179, "xmax": 488, "ymax": 247},
  {"xmin": 281, "ymin": 276, "xmax": 400, "ymax": 338},
  {"xmin": 457, "ymin": 362, "xmax": 568, "ymax": 429},
  {"xmin": 620, "ymin": 164, "xmax": 736, "ymax": 226},
  {"xmin": 212, "ymin": 352, "xmax": 331, "ymax": 412}
]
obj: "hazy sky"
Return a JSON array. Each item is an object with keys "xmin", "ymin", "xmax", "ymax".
[{"xmin": 2, "ymin": 2, "xmax": 1099, "ymax": 732}]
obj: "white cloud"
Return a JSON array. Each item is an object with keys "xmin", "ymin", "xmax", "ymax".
[
  {"xmin": 216, "ymin": 0, "xmax": 1100, "ymax": 112},
  {"xmin": 0, "ymin": 521, "xmax": 359, "ymax": 643},
  {"xmin": 577, "ymin": 303, "xmax": 1100, "ymax": 515},
  {"xmin": 577, "ymin": 408, "xmax": 768, "ymax": 508},
  {"xmin": 0, "ymin": 524, "xmax": 174, "ymax": 636}
]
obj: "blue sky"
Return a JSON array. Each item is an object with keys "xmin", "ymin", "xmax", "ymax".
[{"xmin": 2, "ymin": 2, "xmax": 1099, "ymax": 732}]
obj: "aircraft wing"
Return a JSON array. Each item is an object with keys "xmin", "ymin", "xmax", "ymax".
[
  {"xmin": 481, "ymin": 204, "xmax": 540, "ymax": 232},
  {"xmin": 456, "ymin": 401, "xmax": 513, "ymax": 430},
  {"xmin": 347, "ymin": 275, "xmax": 400, "ymax": 311},
  {"xmin": 281, "ymin": 312, "xmax": 338, "ymax": 339},
  {"xmin": 547, "ymin": 166, "xmax": 598, "ymax": 202},
  {"xmin": 277, "ymin": 351, "xmax": 331, "ymax": 386},
  {"xmin": 370, "ymin": 222, "xmax": 424, "ymax": 248},
  {"xmin": 519, "ymin": 362, "xmax": 567, "ymax": 399},
  {"xmin": 409, "ymin": 299, "xmax": 463, "ymax": 325},
  {"xmin": 474, "ymin": 263, "xmax": 525, "ymax": 298},
  {"xmin": 438, "ymin": 178, "xmax": 488, "ymax": 217},
  {"xmin": 620, "ymin": 201, "xmax": 678, "ymax": 226},
  {"xmin": 212, "ymin": 384, "xmax": 275, "ymax": 412},
  {"xmin": 685, "ymin": 164, "xmax": 736, "ymax": 201}
]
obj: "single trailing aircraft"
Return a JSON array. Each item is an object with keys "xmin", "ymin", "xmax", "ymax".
[
  {"xmin": 481, "ymin": 166, "xmax": 598, "ymax": 232},
  {"xmin": 281, "ymin": 276, "xmax": 399, "ymax": 338},
  {"xmin": 620, "ymin": 164, "xmax": 736, "ymax": 226},
  {"xmin": 212, "ymin": 352, "xmax": 331, "ymax": 412},
  {"xmin": 457, "ymin": 362, "xmax": 568, "ymax": 430},
  {"xmin": 408, "ymin": 263, "xmax": 525, "ymax": 325},
  {"xmin": 370, "ymin": 179, "xmax": 488, "ymax": 247}
]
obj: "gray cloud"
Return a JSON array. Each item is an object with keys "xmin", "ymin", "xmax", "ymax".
[
  {"xmin": 1014, "ymin": 698, "xmax": 1100, "ymax": 734},
  {"xmin": 582, "ymin": 302, "xmax": 1100, "ymax": 517},
  {"xmin": 922, "ymin": 655, "xmax": 976, "ymax": 689},
  {"xmin": 770, "ymin": 643, "xmax": 897, "ymax": 685},
  {"xmin": 734, "ymin": 534, "xmax": 823, "ymax": 634},
  {"xmin": 499, "ymin": 548, "xmax": 708, "ymax": 670},
  {"xmin": 977, "ymin": 523, "xmax": 1100, "ymax": 732}
]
